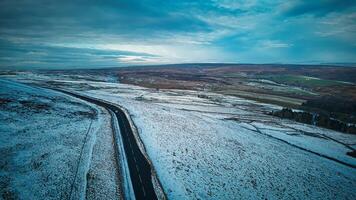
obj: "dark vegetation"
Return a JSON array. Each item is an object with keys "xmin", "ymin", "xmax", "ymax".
[
  {"xmin": 0, "ymin": 98, "xmax": 12, "ymax": 104},
  {"xmin": 346, "ymin": 150, "xmax": 356, "ymax": 158},
  {"xmin": 270, "ymin": 108, "xmax": 356, "ymax": 134},
  {"xmin": 302, "ymin": 96, "xmax": 356, "ymax": 118},
  {"xmin": 19, "ymin": 100, "xmax": 52, "ymax": 112},
  {"xmin": 1, "ymin": 97, "xmax": 52, "ymax": 114}
]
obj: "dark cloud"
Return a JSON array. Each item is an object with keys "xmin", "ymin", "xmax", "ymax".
[
  {"xmin": 282, "ymin": 0, "xmax": 356, "ymax": 17},
  {"xmin": 0, "ymin": 0, "xmax": 212, "ymax": 41}
]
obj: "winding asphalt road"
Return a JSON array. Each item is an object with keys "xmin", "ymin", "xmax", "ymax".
[{"xmin": 56, "ymin": 89, "xmax": 158, "ymax": 200}]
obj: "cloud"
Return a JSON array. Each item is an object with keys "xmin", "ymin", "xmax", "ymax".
[
  {"xmin": 117, "ymin": 55, "xmax": 160, "ymax": 64},
  {"xmin": 0, "ymin": 0, "xmax": 356, "ymax": 69},
  {"xmin": 260, "ymin": 40, "xmax": 292, "ymax": 49},
  {"xmin": 281, "ymin": 0, "xmax": 356, "ymax": 17},
  {"xmin": 0, "ymin": 39, "xmax": 158, "ymax": 69},
  {"xmin": 0, "ymin": 0, "xmax": 211, "ymax": 42}
]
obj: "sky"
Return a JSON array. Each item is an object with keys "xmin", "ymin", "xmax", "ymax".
[{"xmin": 0, "ymin": 0, "xmax": 355, "ymax": 69}]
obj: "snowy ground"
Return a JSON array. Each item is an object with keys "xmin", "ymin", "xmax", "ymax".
[
  {"xmin": 2, "ymin": 72, "xmax": 356, "ymax": 199},
  {"xmin": 0, "ymin": 78, "xmax": 121, "ymax": 199},
  {"xmin": 85, "ymin": 107, "xmax": 121, "ymax": 200}
]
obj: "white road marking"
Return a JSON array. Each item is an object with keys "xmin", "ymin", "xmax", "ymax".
[
  {"xmin": 142, "ymin": 186, "xmax": 146, "ymax": 197},
  {"xmin": 138, "ymin": 174, "xmax": 143, "ymax": 184}
]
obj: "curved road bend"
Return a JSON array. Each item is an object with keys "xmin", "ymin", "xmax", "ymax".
[{"xmin": 56, "ymin": 89, "xmax": 158, "ymax": 200}]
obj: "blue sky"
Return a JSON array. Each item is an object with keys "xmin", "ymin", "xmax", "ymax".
[{"xmin": 0, "ymin": 0, "xmax": 355, "ymax": 69}]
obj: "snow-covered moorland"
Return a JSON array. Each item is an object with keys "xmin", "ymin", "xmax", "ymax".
[
  {"xmin": 2, "ymin": 72, "xmax": 356, "ymax": 199},
  {"xmin": 0, "ymin": 78, "xmax": 121, "ymax": 199},
  {"xmin": 79, "ymin": 82, "xmax": 356, "ymax": 200}
]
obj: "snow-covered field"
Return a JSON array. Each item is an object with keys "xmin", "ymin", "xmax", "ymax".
[
  {"xmin": 0, "ymin": 78, "xmax": 121, "ymax": 199},
  {"xmin": 2, "ymin": 72, "xmax": 356, "ymax": 199}
]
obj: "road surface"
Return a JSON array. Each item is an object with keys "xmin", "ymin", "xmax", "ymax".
[{"xmin": 56, "ymin": 89, "xmax": 159, "ymax": 200}]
